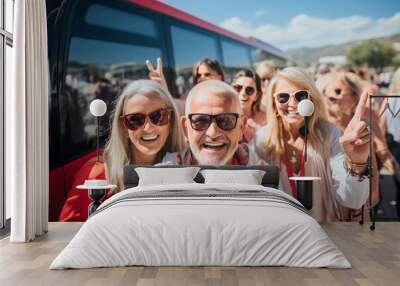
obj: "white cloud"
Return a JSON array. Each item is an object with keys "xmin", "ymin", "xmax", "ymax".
[
  {"xmin": 255, "ymin": 10, "xmax": 265, "ymax": 17},
  {"xmin": 220, "ymin": 12, "xmax": 400, "ymax": 50},
  {"xmin": 220, "ymin": 16, "xmax": 253, "ymax": 37}
]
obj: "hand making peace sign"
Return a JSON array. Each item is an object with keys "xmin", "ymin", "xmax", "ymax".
[
  {"xmin": 146, "ymin": 57, "xmax": 168, "ymax": 90},
  {"xmin": 339, "ymin": 90, "xmax": 370, "ymax": 165}
]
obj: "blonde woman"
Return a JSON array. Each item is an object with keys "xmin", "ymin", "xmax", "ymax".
[
  {"xmin": 256, "ymin": 60, "xmax": 277, "ymax": 113},
  {"xmin": 251, "ymin": 67, "xmax": 369, "ymax": 222},
  {"xmin": 104, "ymin": 79, "xmax": 185, "ymax": 188},
  {"xmin": 256, "ymin": 60, "xmax": 277, "ymax": 93},
  {"xmin": 325, "ymin": 71, "xmax": 397, "ymax": 175},
  {"xmin": 59, "ymin": 80, "xmax": 185, "ymax": 221}
]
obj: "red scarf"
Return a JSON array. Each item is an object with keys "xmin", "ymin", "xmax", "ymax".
[{"xmin": 282, "ymin": 145, "xmax": 306, "ymax": 198}]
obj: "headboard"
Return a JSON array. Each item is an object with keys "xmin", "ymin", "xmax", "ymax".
[{"xmin": 123, "ymin": 165, "xmax": 280, "ymax": 189}]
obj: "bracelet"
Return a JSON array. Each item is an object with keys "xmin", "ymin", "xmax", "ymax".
[
  {"xmin": 346, "ymin": 158, "xmax": 368, "ymax": 167},
  {"xmin": 343, "ymin": 160, "xmax": 369, "ymax": 182}
]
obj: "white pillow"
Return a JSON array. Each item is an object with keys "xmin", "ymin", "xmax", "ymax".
[
  {"xmin": 135, "ymin": 167, "xmax": 200, "ymax": 186},
  {"xmin": 200, "ymin": 169, "xmax": 266, "ymax": 185}
]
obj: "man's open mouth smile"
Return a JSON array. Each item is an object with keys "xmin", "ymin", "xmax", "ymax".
[{"xmin": 202, "ymin": 142, "xmax": 226, "ymax": 150}]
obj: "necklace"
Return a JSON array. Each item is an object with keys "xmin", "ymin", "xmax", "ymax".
[
  {"xmin": 289, "ymin": 150, "xmax": 297, "ymax": 165},
  {"xmin": 286, "ymin": 141, "xmax": 303, "ymax": 173},
  {"xmin": 283, "ymin": 141, "xmax": 306, "ymax": 197}
]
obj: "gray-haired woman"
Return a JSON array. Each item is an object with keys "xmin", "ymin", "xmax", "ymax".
[{"xmin": 104, "ymin": 79, "xmax": 186, "ymax": 189}]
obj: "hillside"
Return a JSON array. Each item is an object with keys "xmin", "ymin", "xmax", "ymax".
[{"xmin": 286, "ymin": 33, "xmax": 400, "ymax": 65}]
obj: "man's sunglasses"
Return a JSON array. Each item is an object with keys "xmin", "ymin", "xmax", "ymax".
[
  {"xmin": 188, "ymin": 113, "xmax": 239, "ymax": 131},
  {"xmin": 120, "ymin": 108, "xmax": 172, "ymax": 130},
  {"xmin": 274, "ymin": 90, "xmax": 309, "ymax": 104},
  {"xmin": 232, "ymin": 84, "xmax": 256, "ymax": 96}
]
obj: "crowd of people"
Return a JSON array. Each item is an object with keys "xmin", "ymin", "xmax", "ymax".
[{"xmin": 59, "ymin": 57, "xmax": 400, "ymax": 223}]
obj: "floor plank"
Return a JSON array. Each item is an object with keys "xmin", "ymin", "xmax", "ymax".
[{"xmin": 0, "ymin": 222, "xmax": 399, "ymax": 286}]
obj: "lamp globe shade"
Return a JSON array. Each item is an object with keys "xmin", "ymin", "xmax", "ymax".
[
  {"xmin": 90, "ymin": 99, "xmax": 107, "ymax": 117},
  {"xmin": 298, "ymin": 99, "xmax": 314, "ymax": 117}
]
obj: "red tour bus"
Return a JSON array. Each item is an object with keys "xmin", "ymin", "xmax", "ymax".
[{"xmin": 46, "ymin": 0, "xmax": 289, "ymax": 220}]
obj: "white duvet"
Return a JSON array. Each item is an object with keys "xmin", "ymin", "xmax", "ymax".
[{"xmin": 50, "ymin": 183, "xmax": 350, "ymax": 269}]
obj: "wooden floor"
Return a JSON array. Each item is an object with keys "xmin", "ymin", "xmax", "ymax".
[{"xmin": 0, "ymin": 222, "xmax": 399, "ymax": 286}]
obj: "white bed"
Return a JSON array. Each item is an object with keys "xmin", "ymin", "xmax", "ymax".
[{"xmin": 50, "ymin": 183, "xmax": 350, "ymax": 269}]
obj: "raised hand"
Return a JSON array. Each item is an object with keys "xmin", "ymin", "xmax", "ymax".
[
  {"xmin": 146, "ymin": 57, "xmax": 168, "ymax": 89},
  {"xmin": 339, "ymin": 90, "xmax": 370, "ymax": 165}
]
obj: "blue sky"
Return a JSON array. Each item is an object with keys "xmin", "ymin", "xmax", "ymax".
[{"xmin": 163, "ymin": 0, "xmax": 400, "ymax": 50}]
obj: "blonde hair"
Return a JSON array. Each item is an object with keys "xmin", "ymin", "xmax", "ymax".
[
  {"xmin": 256, "ymin": 60, "xmax": 277, "ymax": 78},
  {"xmin": 263, "ymin": 67, "xmax": 328, "ymax": 155},
  {"xmin": 333, "ymin": 71, "xmax": 364, "ymax": 99},
  {"xmin": 104, "ymin": 80, "xmax": 185, "ymax": 188},
  {"xmin": 315, "ymin": 73, "xmax": 332, "ymax": 95},
  {"xmin": 389, "ymin": 67, "xmax": 400, "ymax": 94}
]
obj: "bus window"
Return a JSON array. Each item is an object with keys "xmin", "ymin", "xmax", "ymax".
[
  {"xmin": 85, "ymin": 4, "xmax": 158, "ymax": 38},
  {"xmin": 170, "ymin": 25, "xmax": 219, "ymax": 98},
  {"xmin": 221, "ymin": 40, "xmax": 251, "ymax": 82},
  {"xmin": 64, "ymin": 37, "xmax": 162, "ymax": 161}
]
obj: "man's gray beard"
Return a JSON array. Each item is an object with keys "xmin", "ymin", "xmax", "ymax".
[{"xmin": 190, "ymin": 141, "xmax": 239, "ymax": 166}]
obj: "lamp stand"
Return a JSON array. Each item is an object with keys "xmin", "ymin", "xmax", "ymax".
[{"xmin": 96, "ymin": 116, "xmax": 100, "ymax": 162}]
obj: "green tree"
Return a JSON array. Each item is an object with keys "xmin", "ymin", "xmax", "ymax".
[{"xmin": 347, "ymin": 40, "xmax": 396, "ymax": 73}]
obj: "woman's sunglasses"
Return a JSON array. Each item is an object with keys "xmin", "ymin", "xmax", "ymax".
[
  {"xmin": 261, "ymin": 76, "xmax": 271, "ymax": 83},
  {"xmin": 188, "ymin": 113, "xmax": 239, "ymax": 131},
  {"xmin": 120, "ymin": 108, "xmax": 172, "ymax": 130},
  {"xmin": 274, "ymin": 90, "xmax": 309, "ymax": 104},
  {"xmin": 232, "ymin": 84, "xmax": 256, "ymax": 96}
]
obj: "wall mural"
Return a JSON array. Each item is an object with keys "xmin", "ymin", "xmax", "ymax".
[{"xmin": 47, "ymin": 1, "xmax": 400, "ymax": 225}]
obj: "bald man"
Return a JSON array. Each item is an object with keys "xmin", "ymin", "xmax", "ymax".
[{"xmin": 163, "ymin": 80, "xmax": 264, "ymax": 165}]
